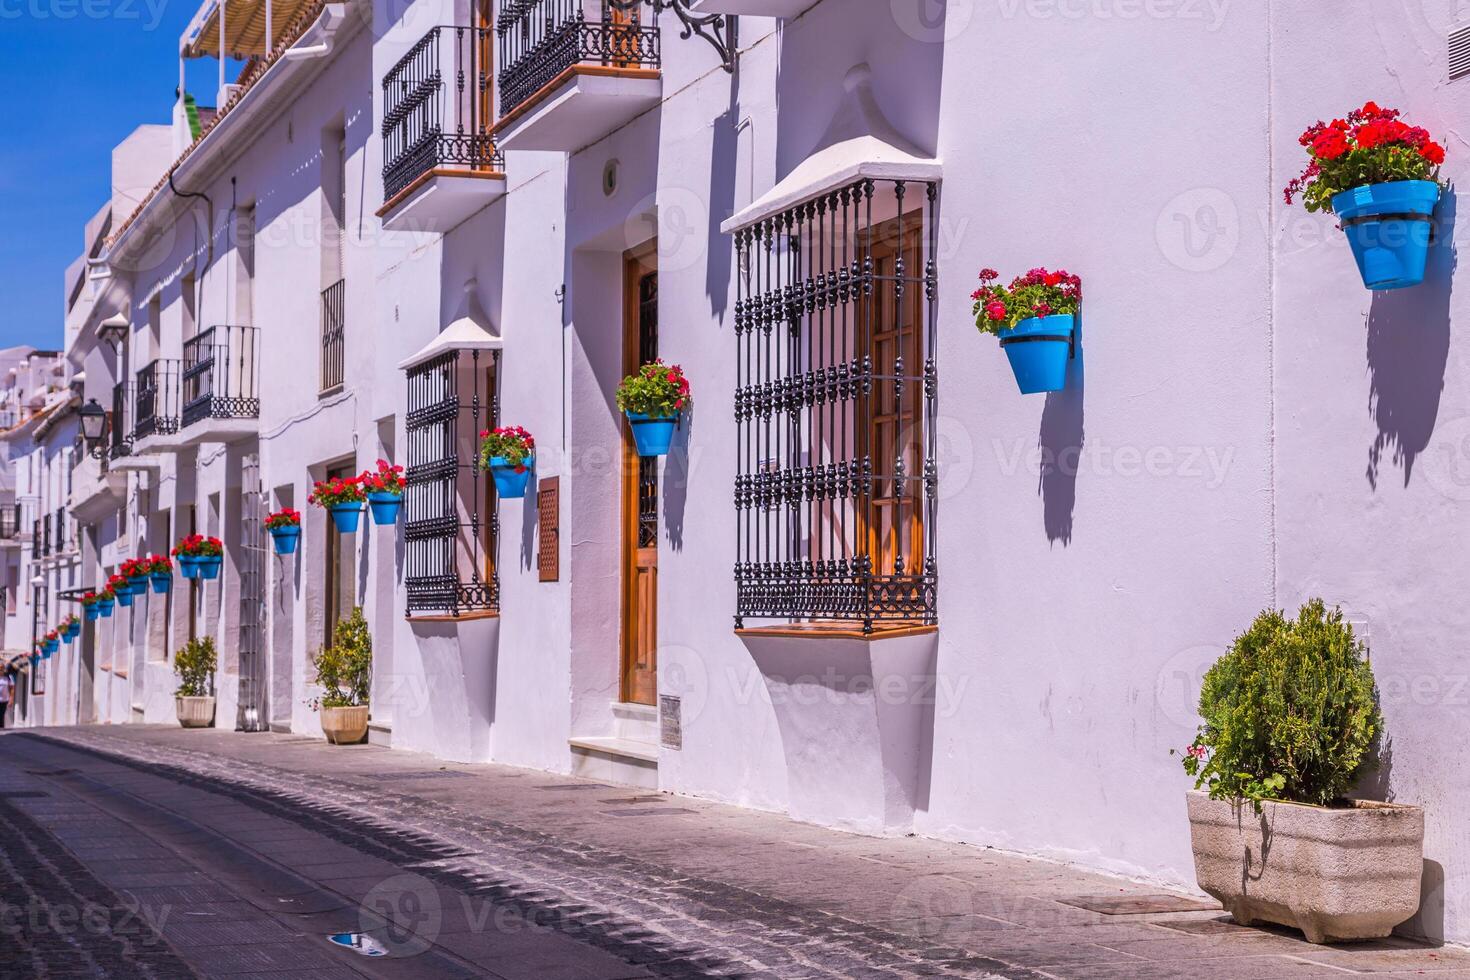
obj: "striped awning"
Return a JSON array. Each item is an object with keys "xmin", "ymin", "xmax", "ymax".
[{"xmin": 183, "ymin": 0, "xmax": 315, "ymax": 59}]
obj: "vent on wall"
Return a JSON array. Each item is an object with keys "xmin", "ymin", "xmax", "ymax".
[{"xmin": 1452, "ymin": 24, "xmax": 1470, "ymax": 79}]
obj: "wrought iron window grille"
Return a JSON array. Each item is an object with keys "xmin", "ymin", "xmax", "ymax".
[
  {"xmin": 732, "ymin": 178, "xmax": 940, "ymax": 633},
  {"xmin": 381, "ymin": 26, "xmax": 505, "ymax": 202},
  {"xmin": 181, "ymin": 325, "xmax": 261, "ymax": 428},
  {"xmin": 135, "ymin": 359, "xmax": 182, "ymax": 440},
  {"xmin": 605, "ymin": 0, "xmax": 735, "ymax": 73},
  {"xmin": 403, "ymin": 349, "xmax": 501, "ymax": 617}
]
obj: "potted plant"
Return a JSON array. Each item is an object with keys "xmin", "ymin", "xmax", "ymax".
[
  {"xmin": 310, "ymin": 474, "xmax": 367, "ymax": 534},
  {"xmin": 42, "ymin": 630, "xmax": 58, "ymax": 655},
  {"xmin": 61, "ymin": 614, "xmax": 79, "ymax": 642},
  {"xmin": 173, "ymin": 539, "xmax": 200, "ymax": 580},
  {"xmin": 972, "ymin": 267, "xmax": 1083, "ymax": 395},
  {"xmin": 617, "ymin": 360, "xmax": 690, "ymax": 457},
  {"xmin": 148, "ymin": 554, "xmax": 173, "ymax": 594},
  {"xmin": 1284, "ymin": 101, "xmax": 1446, "ymax": 290},
  {"xmin": 309, "ymin": 606, "xmax": 372, "ymax": 745},
  {"xmin": 478, "ymin": 426, "xmax": 536, "ymax": 499},
  {"xmin": 360, "ymin": 460, "xmax": 406, "ymax": 526},
  {"xmin": 96, "ymin": 588, "xmax": 115, "ymax": 618},
  {"xmin": 108, "ymin": 573, "xmax": 134, "ymax": 608},
  {"xmin": 121, "ymin": 557, "xmax": 150, "ymax": 595},
  {"xmin": 173, "ymin": 636, "xmax": 217, "ymax": 728},
  {"xmin": 81, "ymin": 592, "xmax": 101, "ymax": 622},
  {"xmin": 1180, "ymin": 599, "xmax": 1422, "ymax": 944},
  {"xmin": 266, "ymin": 508, "xmax": 302, "ymax": 555}
]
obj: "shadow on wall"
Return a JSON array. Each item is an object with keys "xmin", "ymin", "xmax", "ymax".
[
  {"xmin": 663, "ymin": 405, "xmax": 693, "ymax": 552},
  {"xmin": 706, "ymin": 77, "xmax": 738, "ymax": 323},
  {"xmin": 1038, "ymin": 326, "xmax": 1085, "ymax": 546},
  {"xmin": 1366, "ymin": 188, "xmax": 1457, "ymax": 489},
  {"xmin": 520, "ymin": 480, "xmax": 538, "ymax": 572}
]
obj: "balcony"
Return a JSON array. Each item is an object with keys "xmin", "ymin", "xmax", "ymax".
[
  {"xmin": 320, "ymin": 279, "xmax": 345, "ymax": 394},
  {"xmin": 379, "ymin": 26, "xmax": 507, "ymax": 232},
  {"xmin": 494, "ymin": 1, "xmax": 661, "ymax": 152},
  {"xmin": 179, "ymin": 325, "xmax": 261, "ymax": 445},
  {"xmin": 133, "ymin": 358, "xmax": 182, "ymax": 453}
]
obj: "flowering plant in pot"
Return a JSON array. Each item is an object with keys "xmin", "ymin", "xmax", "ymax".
[
  {"xmin": 972, "ymin": 267, "xmax": 1082, "ymax": 395},
  {"xmin": 80, "ymin": 592, "xmax": 102, "ymax": 622},
  {"xmin": 173, "ymin": 535, "xmax": 224, "ymax": 580},
  {"xmin": 173, "ymin": 636, "xmax": 217, "ymax": 728},
  {"xmin": 108, "ymin": 573, "xmax": 135, "ymax": 608},
  {"xmin": 308, "ymin": 606, "xmax": 372, "ymax": 745},
  {"xmin": 478, "ymin": 426, "xmax": 536, "ymax": 499},
  {"xmin": 96, "ymin": 588, "xmax": 116, "ymax": 618},
  {"xmin": 1284, "ymin": 101, "xmax": 1446, "ymax": 289},
  {"xmin": 61, "ymin": 614, "xmax": 80, "ymax": 642},
  {"xmin": 1179, "ymin": 599, "xmax": 1419, "ymax": 944},
  {"xmin": 359, "ymin": 460, "xmax": 406, "ymax": 526},
  {"xmin": 120, "ymin": 557, "xmax": 151, "ymax": 594},
  {"xmin": 147, "ymin": 554, "xmax": 173, "ymax": 594},
  {"xmin": 42, "ymin": 629, "xmax": 59, "ymax": 654},
  {"xmin": 309, "ymin": 474, "xmax": 367, "ymax": 534},
  {"xmin": 616, "ymin": 360, "xmax": 690, "ymax": 457},
  {"xmin": 266, "ymin": 508, "xmax": 302, "ymax": 555}
]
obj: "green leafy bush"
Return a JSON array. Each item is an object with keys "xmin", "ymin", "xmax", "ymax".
[
  {"xmin": 615, "ymin": 360, "xmax": 690, "ymax": 418},
  {"xmin": 1182, "ymin": 599, "xmax": 1381, "ymax": 808},
  {"xmin": 311, "ymin": 607, "xmax": 372, "ymax": 709},
  {"xmin": 174, "ymin": 637, "xmax": 217, "ymax": 697}
]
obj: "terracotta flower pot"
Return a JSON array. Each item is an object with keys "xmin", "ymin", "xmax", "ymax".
[
  {"xmin": 1186, "ymin": 790, "xmax": 1424, "ymax": 943},
  {"xmin": 320, "ymin": 705, "xmax": 369, "ymax": 745},
  {"xmin": 175, "ymin": 695, "xmax": 216, "ymax": 729}
]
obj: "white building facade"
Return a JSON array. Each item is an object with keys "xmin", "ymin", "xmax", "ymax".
[{"xmin": 22, "ymin": 0, "xmax": 1470, "ymax": 945}]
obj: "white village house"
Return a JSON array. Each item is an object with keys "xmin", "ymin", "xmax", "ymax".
[{"xmin": 10, "ymin": 0, "xmax": 1470, "ymax": 946}]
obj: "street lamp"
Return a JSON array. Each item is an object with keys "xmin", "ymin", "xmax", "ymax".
[{"xmin": 79, "ymin": 398, "xmax": 107, "ymax": 456}]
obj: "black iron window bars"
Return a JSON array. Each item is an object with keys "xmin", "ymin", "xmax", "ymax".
[
  {"xmin": 321, "ymin": 279, "xmax": 346, "ymax": 393},
  {"xmin": 733, "ymin": 179, "xmax": 940, "ymax": 633},
  {"xmin": 496, "ymin": 0, "xmax": 662, "ymax": 119},
  {"xmin": 382, "ymin": 26, "xmax": 505, "ymax": 202},
  {"xmin": 110, "ymin": 381, "xmax": 134, "ymax": 459},
  {"xmin": 403, "ymin": 349, "xmax": 501, "ymax": 616},
  {"xmin": 182, "ymin": 325, "xmax": 260, "ymax": 428},
  {"xmin": 134, "ymin": 359, "xmax": 181, "ymax": 440}
]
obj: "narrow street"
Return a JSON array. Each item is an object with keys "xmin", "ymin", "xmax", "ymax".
[{"xmin": 0, "ymin": 727, "xmax": 1461, "ymax": 980}]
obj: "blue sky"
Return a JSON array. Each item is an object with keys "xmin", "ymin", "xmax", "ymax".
[{"xmin": 0, "ymin": 6, "xmax": 235, "ymax": 350}]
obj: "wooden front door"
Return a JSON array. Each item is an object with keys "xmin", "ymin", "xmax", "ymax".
[{"xmin": 620, "ymin": 245, "xmax": 658, "ymax": 706}]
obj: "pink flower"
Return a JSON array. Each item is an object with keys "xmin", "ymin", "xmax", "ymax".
[{"xmin": 985, "ymin": 302, "xmax": 1006, "ymax": 322}]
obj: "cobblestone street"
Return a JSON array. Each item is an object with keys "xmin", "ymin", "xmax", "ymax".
[{"xmin": 0, "ymin": 726, "xmax": 1463, "ymax": 980}]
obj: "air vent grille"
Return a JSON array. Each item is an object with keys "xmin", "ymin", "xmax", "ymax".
[{"xmin": 1451, "ymin": 24, "xmax": 1470, "ymax": 79}]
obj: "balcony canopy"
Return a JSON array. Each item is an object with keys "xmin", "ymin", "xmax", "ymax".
[
  {"xmin": 183, "ymin": 0, "xmax": 316, "ymax": 59},
  {"xmin": 722, "ymin": 63, "xmax": 941, "ymax": 234},
  {"xmin": 398, "ymin": 280, "xmax": 502, "ymax": 372}
]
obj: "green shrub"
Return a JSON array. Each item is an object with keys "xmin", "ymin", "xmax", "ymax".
[
  {"xmin": 1182, "ymin": 599, "xmax": 1382, "ymax": 808},
  {"xmin": 174, "ymin": 637, "xmax": 217, "ymax": 698},
  {"xmin": 311, "ymin": 607, "xmax": 372, "ymax": 709}
]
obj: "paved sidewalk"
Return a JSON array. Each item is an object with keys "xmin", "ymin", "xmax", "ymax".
[{"xmin": 9, "ymin": 725, "xmax": 1468, "ymax": 980}]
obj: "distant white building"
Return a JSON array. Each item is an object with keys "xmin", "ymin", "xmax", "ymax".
[{"xmin": 19, "ymin": 0, "xmax": 1470, "ymax": 946}]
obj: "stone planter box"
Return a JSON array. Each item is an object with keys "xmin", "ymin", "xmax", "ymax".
[
  {"xmin": 321, "ymin": 705, "xmax": 370, "ymax": 745},
  {"xmin": 175, "ymin": 695, "xmax": 215, "ymax": 729},
  {"xmin": 1186, "ymin": 790, "xmax": 1424, "ymax": 943}
]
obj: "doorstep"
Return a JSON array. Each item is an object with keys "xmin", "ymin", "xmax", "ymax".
[
  {"xmin": 568, "ymin": 733, "xmax": 659, "ymax": 791},
  {"xmin": 368, "ymin": 721, "xmax": 391, "ymax": 748}
]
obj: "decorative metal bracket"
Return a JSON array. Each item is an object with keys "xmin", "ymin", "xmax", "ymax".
[{"xmin": 607, "ymin": 0, "xmax": 737, "ymax": 73}]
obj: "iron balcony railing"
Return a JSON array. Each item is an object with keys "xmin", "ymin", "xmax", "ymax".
[
  {"xmin": 110, "ymin": 381, "xmax": 134, "ymax": 458},
  {"xmin": 135, "ymin": 358, "xmax": 182, "ymax": 440},
  {"xmin": 321, "ymin": 279, "xmax": 346, "ymax": 393},
  {"xmin": 496, "ymin": 1, "xmax": 661, "ymax": 120},
  {"xmin": 182, "ymin": 325, "xmax": 261, "ymax": 428},
  {"xmin": 382, "ymin": 26, "xmax": 505, "ymax": 201}
]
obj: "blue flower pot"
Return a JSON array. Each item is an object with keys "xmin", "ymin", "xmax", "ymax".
[
  {"xmin": 627, "ymin": 412, "xmax": 679, "ymax": 457},
  {"xmin": 43, "ymin": 640, "xmax": 57, "ymax": 655},
  {"xmin": 64, "ymin": 624, "xmax": 79, "ymax": 642},
  {"xmin": 489, "ymin": 457, "xmax": 534, "ymax": 499},
  {"xmin": 999, "ymin": 314, "xmax": 1075, "ymax": 395},
  {"xmin": 271, "ymin": 525, "xmax": 300, "ymax": 555},
  {"xmin": 329, "ymin": 503, "xmax": 364, "ymax": 534},
  {"xmin": 367, "ymin": 492, "xmax": 402, "ymax": 527},
  {"xmin": 198, "ymin": 556, "xmax": 222, "ymax": 580},
  {"xmin": 151, "ymin": 573, "xmax": 172, "ymax": 594},
  {"xmin": 127, "ymin": 574, "xmax": 149, "ymax": 593},
  {"xmin": 179, "ymin": 556, "xmax": 201, "ymax": 580},
  {"xmin": 98, "ymin": 599, "xmax": 115, "ymax": 618},
  {"xmin": 84, "ymin": 606, "xmax": 100, "ymax": 623},
  {"xmin": 1332, "ymin": 180, "xmax": 1440, "ymax": 290},
  {"xmin": 116, "ymin": 588, "xmax": 134, "ymax": 608}
]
